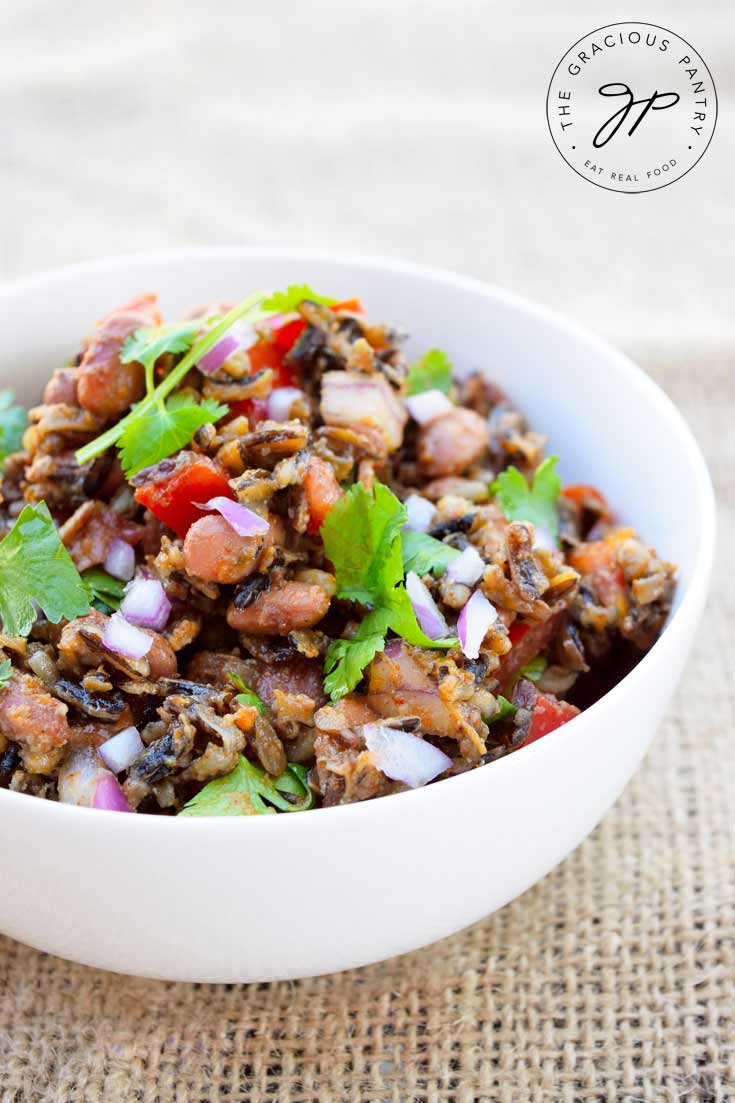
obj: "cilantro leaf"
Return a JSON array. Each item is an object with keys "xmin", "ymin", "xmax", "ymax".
[
  {"xmin": 119, "ymin": 395, "xmax": 228, "ymax": 478},
  {"xmin": 322, "ymin": 482, "xmax": 406, "ymax": 604},
  {"xmin": 82, "ymin": 568, "xmax": 126, "ymax": 613},
  {"xmin": 520, "ymin": 656, "xmax": 547, "ymax": 682},
  {"xmin": 486, "ymin": 694, "xmax": 517, "ymax": 723},
  {"xmin": 178, "ymin": 756, "xmax": 313, "ymax": 817},
  {"xmin": 0, "ymin": 502, "xmax": 90, "ymax": 637},
  {"xmin": 322, "ymin": 482, "xmax": 457, "ymax": 700},
  {"xmin": 405, "ymin": 348, "xmax": 453, "ymax": 396},
  {"xmin": 229, "ymin": 672, "xmax": 266, "ymax": 715},
  {"xmin": 401, "ymin": 530, "xmax": 460, "ymax": 577},
  {"xmin": 0, "ymin": 658, "xmax": 12, "ymax": 690},
  {"xmin": 323, "ymin": 607, "xmax": 391, "ymax": 700},
  {"xmin": 490, "ymin": 456, "xmax": 562, "ymax": 543},
  {"xmin": 0, "ymin": 391, "xmax": 27, "ymax": 469},
  {"xmin": 120, "ymin": 320, "xmax": 203, "ymax": 391},
  {"xmin": 262, "ymin": 284, "xmax": 337, "ymax": 312},
  {"xmin": 75, "ymin": 292, "xmax": 267, "ymax": 469}
]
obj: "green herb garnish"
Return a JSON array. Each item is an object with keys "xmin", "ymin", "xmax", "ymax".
[
  {"xmin": 178, "ymin": 756, "xmax": 313, "ymax": 816},
  {"xmin": 119, "ymin": 394, "xmax": 228, "ymax": 478},
  {"xmin": 262, "ymin": 284, "xmax": 337, "ymax": 312},
  {"xmin": 0, "ymin": 657, "xmax": 12, "ymax": 690},
  {"xmin": 490, "ymin": 456, "xmax": 561, "ymax": 544},
  {"xmin": 0, "ymin": 502, "xmax": 90, "ymax": 637},
  {"xmin": 75, "ymin": 292, "xmax": 267, "ymax": 472},
  {"xmin": 120, "ymin": 320, "xmax": 204, "ymax": 393},
  {"xmin": 321, "ymin": 482, "xmax": 457, "ymax": 700},
  {"xmin": 229, "ymin": 672, "xmax": 266, "ymax": 715},
  {"xmin": 486, "ymin": 694, "xmax": 517, "ymax": 723},
  {"xmin": 405, "ymin": 349, "xmax": 453, "ymax": 396},
  {"xmin": 401, "ymin": 530, "xmax": 460, "ymax": 577},
  {"xmin": 0, "ymin": 391, "xmax": 27, "ymax": 470},
  {"xmin": 519, "ymin": 656, "xmax": 548, "ymax": 683},
  {"xmin": 82, "ymin": 568, "xmax": 126, "ymax": 613}
]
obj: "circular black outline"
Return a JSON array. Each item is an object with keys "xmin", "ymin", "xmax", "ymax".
[{"xmin": 545, "ymin": 21, "xmax": 718, "ymax": 194}]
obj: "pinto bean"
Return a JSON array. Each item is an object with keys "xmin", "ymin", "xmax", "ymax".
[
  {"xmin": 58, "ymin": 610, "xmax": 177, "ymax": 680},
  {"xmin": 146, "ymin": 633, "xmax": 178, "ymax": 679},
  {"xmin": 418, "ymin": 408, "xmax": 488, "ymax": 477},
  {"xmin": 0, "ymin": 672, "xmax": 71, "ymax": 754},
  {"xmin": 43, "ymin": 368, "xmax": 79, "ymax": 406},
  {"xmin": 77, "ymin": 293, "xmax": 161, "ymax": 421},
  {"xmin": 227, "ymin": 581, "xmax": 330, "ymax": 635},
  {"xmin": 183, "ymin": 515, "xmax": 264, "ymax": 584}
]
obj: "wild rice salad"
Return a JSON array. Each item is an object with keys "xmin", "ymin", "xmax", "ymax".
[{"xmin": 0, "ymin": 286, "xmax": 676, "ymax": 815}]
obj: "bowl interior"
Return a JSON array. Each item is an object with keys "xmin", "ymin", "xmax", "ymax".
[{"xmin": 1, "ymin": 249, "xmax": 710, "ymax": 615}]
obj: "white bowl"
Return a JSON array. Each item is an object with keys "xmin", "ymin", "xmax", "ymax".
[{"xmin": 0, "ymin": 249, "xmax": 715, "ymax": 982}]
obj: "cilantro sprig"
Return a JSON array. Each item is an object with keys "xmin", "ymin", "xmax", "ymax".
[
  {"xmin": 0, "ymin": 391, "xmax": 27, "ymax": 469},
  {"xmin": 401, "ymin": 530, "xmax": 460, "ymax": 577},
  {"xmin": 519, "ymin": 656, "xmax": 548, "ymax": 683},
  {"xmin": 119, "ymin": 394, "xmax": 228, "ymax": 477},
  {"xmin": 486, "ymin": 695, "xmax": 517, "ymax": 723},
  {"xmin": 262, "ymin": 284, "xmax": 336, "ymax": 312},
  {"xmin": 75, "ymin": 292, "xmax": 267, "ymax": 471},
  {"xmin": 82, "ymin": 568, "xmax": 126, "ymax": 613},
  {"xmin": 405, "ymin": 349, "xmax": 453, "ymax": 396},
  {"xmin": 490, "ymin": 456, "xmax": 562, "ymax": 544},
  {"xmin": 120, "ymin": 320, "xmax": 203, "ymax": 393},
  {"xmin": 0, "ymin": 503, "xmax": 90, "ymax": 637},
  {"xmin": 0, "ymin": 658, "xmax": 12, "ymax": 690},
  {"xmin": 178, "ymin": 756, "xmax": 313, "ymax": 816},
  {"xmin": 321, "ymin": 482, "xmax": 457, "ymax": 700},
  {"xmin": 229, "ymin": 672, "xmax": 266, "ymax": 715}
]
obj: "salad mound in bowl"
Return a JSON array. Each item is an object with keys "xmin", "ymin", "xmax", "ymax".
[
  {"xmin": 0, "ymin": 284, "xmax": 676, "ymax": 816},
  {"xmin": 0, "ymin": 250, "xmax": 713, "ymax": 982}
]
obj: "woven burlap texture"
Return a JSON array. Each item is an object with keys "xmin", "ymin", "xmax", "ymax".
[{"xmin": 0, "ymin": 353, "xmax": 733, "ymax": 1103}]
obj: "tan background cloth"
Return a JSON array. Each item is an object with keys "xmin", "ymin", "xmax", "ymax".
[{"xmin": 0, "ymin": 350, "xmax": 732, "ymax": 1102}]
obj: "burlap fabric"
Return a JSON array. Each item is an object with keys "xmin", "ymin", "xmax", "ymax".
[{"xmin": 0, "ymin": 352, "xmax": 732, "ymax": 1103}]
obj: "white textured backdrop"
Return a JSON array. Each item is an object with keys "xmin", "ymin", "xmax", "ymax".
[{"xmin": 0, "ymin": 0, "xmax": 732, "ymax": 346}]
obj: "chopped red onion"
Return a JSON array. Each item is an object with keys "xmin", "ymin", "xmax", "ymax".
[
  {"xmin": 99, "ymin": 726, "xmax": 144, "ymax": 774},
  {"xmin": 120, "ymin": 578, "xmax": 172, "ymax": 631},
  {"xmin": 261, "ymin": 311, "xmax": 299, "ymax": 332},
  {"xmin": 405, "ymin": 570, "xmax": 449, "ymax": 639},
  {"xmin": 363, "ymin": 724, "xmax": 452, "ymax": 788},
  {"xmin": 446, "ymin": 545, "xmax": 484, "ymax": 587},
  {"xmin": 194, "ymin": 496, "xmax": 270, "ymax": 537},
  {"xmin": 404, "ymin": 389, "xmax": 453, "ymax": 425},
  {"xmin": 198, "ymin": 334, "xmax": 239, "ymax": 375},
  {"xmin": 457, "ymin": 589, "xmax": 497, "ymax": 659},
  {"xmin": 58, "ymin": 747, "xmax": 105, "ymax": 807},
  {"xmin": 403, "ymin": 494, "xmax": 436, "ymax": 533},
  {"xmin": 93, "ymin": 773, "xmax": 134, "ymax": 813},
  {"xmin": 103, "ymin": 537, "xmax": 135, "ymax": 582},
  {"xmin": 267, "ymin": 386, "xmax": 304, "ymax": 422},
  {"xmin": 320, "ymin": 371, "xmax": 407, "ymax": 450},
  {"xmin": 193, "ymin": 496, "xmax": 268, "ymax": 538},
  {"xmin": 102, "ymin": 613, "xmax": 153, "ymax": 661},
  {"xmin": 533, "ymin": 526, "xmax": 557, "ymax": 552}
]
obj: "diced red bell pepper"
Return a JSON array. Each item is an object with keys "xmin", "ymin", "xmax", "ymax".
[
  {"xmin": 271, "ymin": 317, "xmax": 307, "ymax": 358},
  {"xmin": 246, "ymin": 337, "xmax": 300, "ymax": 389},
  {"xmin": 331, "ymin": 298, "xmax": 365, "ymax": 315},
  {"xmin": 562, "ymin": 483, "xmax": 611, "ymax": 519},
  {"xmin": 134, "ymin": 454, "xmax": 234, "ymax": 538},
  {"xmin": 569, "ymin": 539, "xmax": 627, "ymax": 613},
  {"xmin": 227, "ymin": 396, "xmax": 270, "ymax": 425},
  {"xmin": 522, "ymin": 693, "xmax": 579, "ymax": 746},
  {"xmin": 497, "ymin": 613, "xmax": 563, "ymax": 693},
  {"xmin": 304, "ymin": 455, "xmax": 344, "ymax": 535}
]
